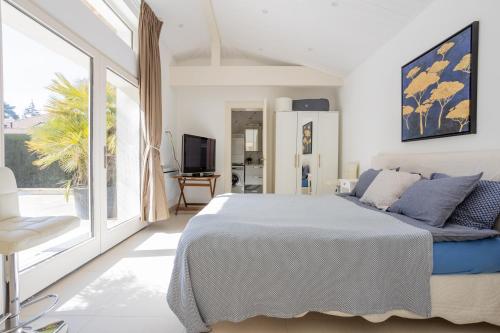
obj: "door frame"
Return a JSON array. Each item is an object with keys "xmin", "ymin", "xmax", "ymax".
[
  {"xmin": 224, "ymin": 100, "xmax": 268, "ymax": 193},
  {"xmin": 98, "ymin": 61, "xmax": 144, "ymax": 253}
]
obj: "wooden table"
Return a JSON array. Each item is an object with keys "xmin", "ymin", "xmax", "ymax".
[{"xmin": 172, "ymin": 175, "xmax": 220, "ymax": 215}]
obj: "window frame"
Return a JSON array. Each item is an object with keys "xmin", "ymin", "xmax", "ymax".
[
  {"xmin": 82, "ymin": 0, "xmax": 135, "ymax": 48},
  {"xmin": 245, "ymin": 128, "xmax": 259, "ymax": 152}
]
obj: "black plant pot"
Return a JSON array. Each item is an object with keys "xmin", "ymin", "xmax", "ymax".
[{"xmin": 73, "ymin": 186, "xmax": 117, "ymax": 220}]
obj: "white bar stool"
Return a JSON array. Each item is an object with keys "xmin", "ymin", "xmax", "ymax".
[{"xmin": 0, "ymin": 168, "xmax": 80, "ymax": 333}]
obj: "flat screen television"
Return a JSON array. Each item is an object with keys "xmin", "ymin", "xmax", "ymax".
[{"xmin": 182, "ymin": 134, "xmax": 216, "ymax": 175}]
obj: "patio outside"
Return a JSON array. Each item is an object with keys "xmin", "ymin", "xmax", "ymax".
[
  {"xmin": 4, "ymin": 71, "xmax": 121, "ymax": 270},
  {"xmin": 18, "ymin": 190, "xmax": 91, "ymax": 270}
]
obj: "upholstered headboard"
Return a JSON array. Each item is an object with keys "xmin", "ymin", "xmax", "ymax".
[
  {"xmin": 372, "ymin": 150, "xmax": 500, "ymax": 181},
  {"xmin": 372, "ymin": 150, "xmax": 500, "ymax": 231}
]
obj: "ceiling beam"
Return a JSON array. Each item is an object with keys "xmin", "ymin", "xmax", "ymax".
[
  {"xmin": 169, "ymin": 65, "xmax": 343, "ymax": 86},
  {"xmin": 175, "ymin": 0, "xmax": 343, "ymax": 86},
  {"xmin": 202, "ymin": 0, "xmax": 221, "ymax": 66}
]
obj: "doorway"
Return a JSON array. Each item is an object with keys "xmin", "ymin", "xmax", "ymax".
[{"xmin": 224, "ymin": 101, "xmax": 268, "ymax": 194}]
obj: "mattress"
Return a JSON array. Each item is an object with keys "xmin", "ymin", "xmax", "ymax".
[
  {"xmin": 316, "ymin": 273, "xmax": 500, "ymax": 326},
  {"xmin": 433, "ymin": 237, "xmax": 500, "ymax": 274}
]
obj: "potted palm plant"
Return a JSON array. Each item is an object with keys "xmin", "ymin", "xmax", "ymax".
[{"xmin": 26, "ymin": 73, "xmax": 117, "ymax": 219}]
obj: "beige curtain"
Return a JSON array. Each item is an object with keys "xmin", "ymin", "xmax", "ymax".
[{"xmin": 139, "ymin": 1, "xmax": 169, "ymax": 223}]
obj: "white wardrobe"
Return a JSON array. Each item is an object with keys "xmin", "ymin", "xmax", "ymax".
[{"xmin": 275, "ymin": 111, "xmax": 339, "ymax": 195}]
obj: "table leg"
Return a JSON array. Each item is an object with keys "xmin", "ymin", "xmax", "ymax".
[
  {"xmin": 180, "ymin": 179, "xmax": 188, "ymax": 207},
  {"xmin": 207, "ymin": 179, "xmax": 212, "ymax": 198},
  {"xmin": 175, "ymin": 179, "xmax": 184, "ymax": 215},
  {"xmin": 175, "ymin": 177, "xmax": 218, "ymax": 214},
  {"xmin": 210, "ymin": 178, "xmax": 217, "ymax": 198}
]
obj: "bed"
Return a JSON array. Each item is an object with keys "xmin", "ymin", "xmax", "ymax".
[
  {"xmin": 321, "ymin": 150, "xmax": 500, "ymax": 326},
  {"xmin": 167, "ymin": 150, "xmax": 500, "ymax": 332}
]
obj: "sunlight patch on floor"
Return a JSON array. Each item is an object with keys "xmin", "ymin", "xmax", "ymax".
[
  {"xmin": 134, "ymin": 232, "xmax": 182, "ymax": 251},
  {"xmin": 56, "ymin": 294, "xmax": 90, "ymax": 312},
  {"xmin": 56, "ymin": 255, "xmax": 174, "ymax": 313}
]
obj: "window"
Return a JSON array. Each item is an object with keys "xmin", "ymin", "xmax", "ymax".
[
  {"xmin": 105, "ymin": 69, "xmax": 140, "ymax": 229},
  {"xmin": 2, "ymin": 0, "xmax": 93, "ymax": 269},
  {"xmin": 81, "ymin": 0, "xmax": 133, "ymax": 47},
  {"xmin": 245, "ymin": 128, "xmax": 259, "ymax": 152}
]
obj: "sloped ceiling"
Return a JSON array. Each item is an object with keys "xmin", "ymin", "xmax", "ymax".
[{"xmin": 148, "ymin": 0, "xmax": 434, "ymax": 76}]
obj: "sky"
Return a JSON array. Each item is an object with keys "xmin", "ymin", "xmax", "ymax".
[{"xmin": 2, "ymin": 2, "xmax": 89, "ymax": 117}]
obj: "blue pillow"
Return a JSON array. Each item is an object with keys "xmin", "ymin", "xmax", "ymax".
[
  {"xmin": 351, "ymin": 169, "xmax": 380, "ymax": 198},
  {"xmin": 388, "ymin": 173, "xmax": 482, "ymax": 227},
  {"xmin": 431, "ymin": 173, "xmax": 500, "ymax": 229}
]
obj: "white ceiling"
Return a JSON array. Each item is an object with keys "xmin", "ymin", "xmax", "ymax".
[{"xmin": 149, "ymin": 0, "xmax": 434, "ymax": 76}]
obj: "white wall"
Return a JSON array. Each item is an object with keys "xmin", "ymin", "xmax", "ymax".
[
  {"xmin": 339, "ymin": 0, "xmax": 500, "ymax": 174},
  {"xmin": 172, "ymin": 86, "xmax": 338, "ymax": 202}
]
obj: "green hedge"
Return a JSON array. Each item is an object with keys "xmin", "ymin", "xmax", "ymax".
[{"xmin": 5, "ymin": 134, "xmax": 70, "ymax": 188}]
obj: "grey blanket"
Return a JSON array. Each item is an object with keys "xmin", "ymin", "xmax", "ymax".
[
  {"xmin": 341, "ymin": 195, "xmax": 500, "ymax": 242},
  {"xmin": 167, "ymin": 194, "xmax": 433, "ymax": 332}
]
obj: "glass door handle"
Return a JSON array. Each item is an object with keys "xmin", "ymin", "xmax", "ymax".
[{"xmin": 104, "ymin": 146, "xmax": 107, "ymax": 169}]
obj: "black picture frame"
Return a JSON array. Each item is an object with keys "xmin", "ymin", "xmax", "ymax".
[
  {"xmin": 401, "ymin": 21, "xmax": 479, "ymax": 142},
  {"xmin": 302, "ymin": 121, "xmax": 313, "ymax": 154}
]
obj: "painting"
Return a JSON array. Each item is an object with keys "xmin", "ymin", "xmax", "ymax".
[
  {"xmin": 401, "ymin": 22, "xmax": 478, "ymax": 141},
  {"xmin": 302, "ymin": 121, "xmax": 313, "ymax": 154}
]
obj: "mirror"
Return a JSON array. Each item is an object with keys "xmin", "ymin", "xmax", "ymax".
[{"xmin": 245, "ymin": 128, "xmax": 259, "ymax": 152}]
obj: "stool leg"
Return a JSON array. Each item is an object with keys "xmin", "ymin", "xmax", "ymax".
[
  {"xmin": 3, "ymin": 254, "xmax": 21, "ymax": 333},
  {"xmin": 1, "ymin": 255, "xmax": 67, "ymax": 333}
]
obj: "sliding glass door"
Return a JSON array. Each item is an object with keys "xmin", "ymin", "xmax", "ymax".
[
  {"xmin": 100, "ymin": 67, "xmax": 142, "ymax": 250},
  {"xmin": 1, "ymin": 0, "xmax": 95, "ymax": 274},
  {"xmin": 105, "ymin": 69, "xmax": 140, "ymax": 229},
  {"xmin": 0, "ymin": 0, "xmax": 143, "ymax": 298}
]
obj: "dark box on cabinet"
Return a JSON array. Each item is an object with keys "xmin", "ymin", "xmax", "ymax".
[{"xmin": 292, "ymin": 98, "xmax": 329, "ymax": 111}]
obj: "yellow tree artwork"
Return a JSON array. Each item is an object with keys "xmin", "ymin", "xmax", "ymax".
[
  {"xmin": 403, "ymin": 71, "xmax": 439, "ymax": 135},
  {"xmin": 437, "ymin": 42, "xmax": 455, "ymax": 60},
  {"xmin": 402, "ymin": 22, "xmax": 477, "ymax": 141},
  {"xmin": 454, "ymin": 54, "xmax": 471, "ymax": 73},
  {"xmin": 416, "ymin": 103, "xmax": 433, "ymax": 128},
  {"xmin": 427, "ymin": 81, "xmax": 464, "ymax": 129},
  {"xmin": 427, "ymin": 60, "xmax": 449, "ymax": 77},
  {"xmin": 402, "ymin": 105, "xmax": 414, "ymax": 130},
  {"xmin": 406, "ymin": 66, "xmax": 421, "ymax": 80},
  {"xmin": 403, "ymin": 44, "xmax": 452, "ymax": 136},
  {"xmin": 446, "ymin": 100, "xmax": 470, "ymax": 131}
]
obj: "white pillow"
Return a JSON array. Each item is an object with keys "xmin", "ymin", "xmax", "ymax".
[{"xmin": 360, "ymin": 170, "xmax": 421, "ymax": 210}]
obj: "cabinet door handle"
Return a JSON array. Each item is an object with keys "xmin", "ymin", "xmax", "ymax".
[
  {"xmin": 318, "ymin": 154, "xmax": 321, "ymax": 168},
  {"xmin": 294, "ymin": 154, "xmax": 298, "ymax": 168}
]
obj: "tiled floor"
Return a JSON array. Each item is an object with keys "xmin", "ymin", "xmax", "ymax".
[{"xmin": 23, "ymin": 213, "xmax": 499, "ymax": 333}]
